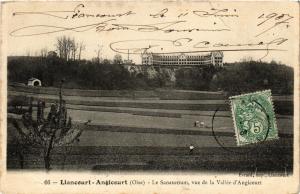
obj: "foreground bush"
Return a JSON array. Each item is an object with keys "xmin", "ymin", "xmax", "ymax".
[{"xmin": 11, "ymin": 82, "xmax": 84, "ymax": 170}]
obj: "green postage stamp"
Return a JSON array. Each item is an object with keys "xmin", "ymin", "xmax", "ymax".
[{"xmin": 230, "ymin": 90, "xmax": 278, "ymax": 146}]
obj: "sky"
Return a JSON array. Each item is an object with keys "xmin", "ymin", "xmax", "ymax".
[{"xmin": 3, "ymin": 1, "xmax": 299, "ymax": 66}]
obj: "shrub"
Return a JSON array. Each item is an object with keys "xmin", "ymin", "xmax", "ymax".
[{"xmin": 11, "ymin": 83, "xmax": 84, "ymax": 170}]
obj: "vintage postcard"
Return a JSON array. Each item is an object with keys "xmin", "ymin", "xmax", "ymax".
[{"xmin": 0, "ymin": 1, "xmax": 299, "ymax": 194}]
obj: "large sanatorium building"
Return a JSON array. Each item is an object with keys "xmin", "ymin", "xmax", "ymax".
[{"xmin": 141, "ymin": 51, "xmax": 224, "ymax": 67}]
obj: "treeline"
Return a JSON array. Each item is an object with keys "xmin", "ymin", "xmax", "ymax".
[
  {"xmin": 174, "ymin": 61, "xmax": 293, "ymax": 95},
  {"xmin": 210, "ymin": 61, "xmax": 294, "ymax": 95},
  {"xmin": 7, "ymin": 56, "xmax": 293, "ymax": 94},
  {"xmin": 7, "ymin": 56, "xmax": 163, "ymax": 90}
]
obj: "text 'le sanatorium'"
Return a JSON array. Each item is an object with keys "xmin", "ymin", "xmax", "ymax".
[{"xmin": 60, "ymin": 179, "xmax": 262, "ymax": 186}]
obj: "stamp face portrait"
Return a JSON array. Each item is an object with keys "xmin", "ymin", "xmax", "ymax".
[{"xmin": 230, "ymin": 90, "xmax": 278, "ymax": 146}]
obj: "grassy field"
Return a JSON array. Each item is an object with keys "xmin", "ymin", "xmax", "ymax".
[
  {"xmin": 8, "ymin": 89, "xmax": 293, "ymax": 115},
  {"xmin": 6, "ymin": 85, "xmax": 294, "ymax": 172},
  {"xmin": 7, "ymin": 136, "xmax": 293, "ymax": 172},
  {"xmin": 8, "ymin": 84, "xmax": 226, "ymax": 99}
]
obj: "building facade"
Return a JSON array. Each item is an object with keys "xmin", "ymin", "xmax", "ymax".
[
  {"xmin": 141, "ymin": 51, "xmax": 223, "ymax": 67},
  {"xmin": 28, "ymin": 77, "xmax": 42, "ymax": 86}
]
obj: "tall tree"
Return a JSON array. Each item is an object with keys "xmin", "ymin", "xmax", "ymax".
[
  {"xmin": 40, "ymin": 47, "xmax": 48, "ymax": 58},
  {"xmin": 12, "ymin": 81, "xmax": 86, "ymax": 170},
  {"xmin": 78, "ymin": 41, "xmax": 86, "ymax": 60},
  {"xmin": 94, "ymin": 44, "xmax": 103, "ymax": 64},
  {"xmin": 56, "ymin": 36, "xmax": 74, "ymax": 61},
  {"xmin": 113, "ymin": 54, "xmax": 123, "ymax": 64},
  {"xmin": 55, "ymin": 36, "xmax": 86, "ymax": 61}
]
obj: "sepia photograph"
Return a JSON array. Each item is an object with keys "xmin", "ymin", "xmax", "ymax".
[{"xmin": 1, "ymin": 1, "xmax": 299, "ymax": 194}]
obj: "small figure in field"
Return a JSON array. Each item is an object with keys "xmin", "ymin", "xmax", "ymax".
[
  {"xmin": 194, "ymin": 121, "xmax": 205, "ymax": 128},
  {"xmin": 200, "ymin": 121, "xmax": 205, "ymax": 128},
  {"xmin": 189, "ymin": 145, "xmax": 195, "ymax": 155}
]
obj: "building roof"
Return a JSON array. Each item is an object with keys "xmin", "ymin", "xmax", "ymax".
[
  {"xmin": 211, "ymin": 51, "xmax": 224, "ymax": 57},
  {"xmin": 142, "ymin": 51, "xmax": 215, "ymax": 57},
  {"xmin": 28, "ymin": 77, "xmax": 40, "ymax": 81}
]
